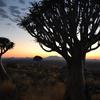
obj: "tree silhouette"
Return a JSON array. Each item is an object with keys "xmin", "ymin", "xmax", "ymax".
[
  {"xmin": 33, "ymin": 56, "xmax": 43, "ymax": 61},
  {"xmin": 0, "ymin": 37, "xmax": 14, "ymax": 80},
  {"xmin": 19, "ymin": 0, "xmax": 100, "ymax": 100}
]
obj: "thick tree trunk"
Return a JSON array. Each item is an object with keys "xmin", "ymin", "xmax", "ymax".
[
  {"xmin": 0, "ymin": 56, "xmax": 9, "ymax": 80},
  {"xmin": 64, "ymin": 54, "xmax": 86, "ymax": 100}
]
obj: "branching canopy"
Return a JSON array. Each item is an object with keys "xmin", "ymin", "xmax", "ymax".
[
  {"xmin": 0, "ymin": 37, "xmax": 14, "ymax": 56},
  {"xmin": 19, "ymin": 0, "xmax": 100, "ymax": 60}
]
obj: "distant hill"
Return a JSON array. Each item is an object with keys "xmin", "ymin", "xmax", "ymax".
[{"xmin": 44, "ymin": 56, "xmax": 65, "ymax": 61}]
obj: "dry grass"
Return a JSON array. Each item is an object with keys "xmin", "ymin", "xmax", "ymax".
[
  {"xmin": 0, "ymin": 80, "xmax": 16, "ymax": 95},
  {"xmin": 0, "ymin": 79, "xmax": 100, "ymax": 100},
  {"xmin": 5, "ymin": 61, "xmax": 100, "ymax": 100},
  {"xmin": 19, "ymin": 82, "xmax": 65, "ymax": 100},
  {"xmin": 92, "ymin": 94, "xmax": 100, "ymax": 100}
]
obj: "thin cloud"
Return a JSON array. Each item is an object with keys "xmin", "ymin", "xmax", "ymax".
[
  {"xmin": 0, "ymin": 0, "xmax": 7, "ymax": 7},
  {"xmin": 0, "ymin": 0, "xmax": 35, "ymax": 23},
  {"xmin": 9, "ymin": 6, "xmax": 21, "ymax": 15},
  {"xmin": 0, "ymin": 8, "xmax": 9, "ymax": 18},
  {"xmin": 9, "ymin": 6, "xmax": 18, "ymax": 9},
  {"xmin": 19, "ymin": 0, "xmax": 25, "ymax": 4},
  {"xmin": 6, "ymin": 23, "xmax": 12, "ymax": 25},
  {"xmin": 8, "ymin": 17, "xmax": 17, "ymax": 23},
  {"xmin": 21, "ymin": 8, "xmax": 26, "ymax": 11},
  {"xmin": 0, "ymin": 8, "xmax": 16, "ymax": 23},
  {"xmin": 0, "ymin": 8, "xmax": 6, "ymax": 13},
  {"xmin": 0, "ymin": 14, "xmax": 9, "ymax": 19}
]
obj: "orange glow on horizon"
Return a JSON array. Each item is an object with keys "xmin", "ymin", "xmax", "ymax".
[
  {"xmin": 3, "ymin": 48, "xmax": 100, "ymax": 60},
  {"xmin": 86, "ymin": 53, "xmax": 100, "ymax": 60},
  {"xmin": 2, "ymin": 41, "xmax": 100, "ymax": 59},
  {"xmin": 3, "ymin": 47, "xmax": 60, "ymax": 58}
]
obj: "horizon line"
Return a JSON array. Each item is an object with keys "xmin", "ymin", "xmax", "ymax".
[{"xmin": 2, "ymin": 56, "xmax": 100, "ymax": 60}]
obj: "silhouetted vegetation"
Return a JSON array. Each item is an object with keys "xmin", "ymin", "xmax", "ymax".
[
  {"xmin": 19, "ymin": 0, "xmax": 100, "ymax": 100},
  {"xmin": 0, "ymin": 37, "xmax": 14, "ymax": 80},
  {"xmin": 0, "ymin": 59, "xmax": 99, "ymax": 100},
  {"xmin": 33, "ymin": 56, "xmax": 43, "ymax": 61}
]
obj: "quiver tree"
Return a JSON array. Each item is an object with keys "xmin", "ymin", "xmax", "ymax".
[
  {"xmin": 19, "ymin": 0, "xmax": 100, "ymax": 100},
  {"xmin": 0, "ymin": 37, "xmax": 14, "ymax": 80}
]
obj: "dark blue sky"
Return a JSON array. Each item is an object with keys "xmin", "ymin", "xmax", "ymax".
[{"xmin": 0, "ymin": 0, "xmax": 40, "ymax": 24}]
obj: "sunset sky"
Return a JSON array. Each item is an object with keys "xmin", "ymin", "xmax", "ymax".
[{"xmin": 0, "ymin": 0, "xmax": 100, "ymax": 59}]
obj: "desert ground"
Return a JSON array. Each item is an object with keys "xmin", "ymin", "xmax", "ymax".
[{"xmin": 0, "ymin": 58, "xmax": 100, "ymax": 100}]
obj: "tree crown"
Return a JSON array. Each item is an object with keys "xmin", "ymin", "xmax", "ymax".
[
  {"xmin": 19, "ymin": 0, "xmax": 100, "ymax": 60},
  {"xmin": 0, "ymin": 37, "xmax": 14, "ymax": 56}
]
